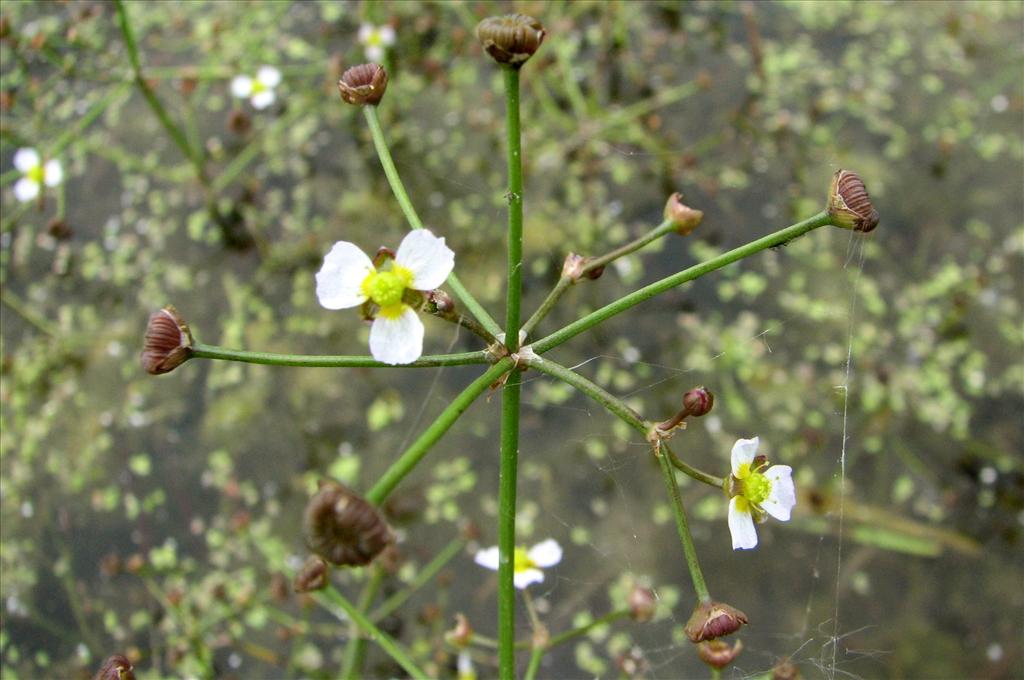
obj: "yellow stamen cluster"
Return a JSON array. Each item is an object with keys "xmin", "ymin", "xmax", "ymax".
[{"xmin": 361, "ymin": 265, "xmax": 414, "ymax": 316}]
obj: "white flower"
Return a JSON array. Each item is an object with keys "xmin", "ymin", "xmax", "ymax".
[
  {"xmin": 456, "ymin": 652, "xmax": 476, "ymax": 680},
  {"xmin": 358, "ymin": 23, "xmax": 396, "ymax": 62},
  {"xmin": 12, "ymin": 148, "xmax": 62, "ymax": 202},
  {"xmin": 315, "ymin": 229, "xmax": 454, "ymax": 364},
  {"xmin": 230, "ymin": 66, "xmax": 282, "ymax": 110},
  {"xmin": 474, "ymin": 538, "xmax": 563, "ymax": 589},
  {"xmin": 726, "ymin": 437, "xmax": 795, "ymax": 550}
]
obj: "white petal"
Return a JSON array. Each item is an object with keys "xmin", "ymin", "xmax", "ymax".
[
  {"xmin": 379, "ymin": 25, "xmax": 396, "ymax": 45},
  {"xmin": 513, "ymin": 568, "xmax": 544, "ymax": 589},
  {"xmin": 730, "ymin": 436, "xmax": 759, "ymax": 475},
  {"xmin": 365, "ymin": 45, "xmax": 384, "ymax": 62},
  {"xmin": 251, "ymin": 90, "xmax": 276, "ymax": 110},
  {"xmin": 762, "ymin": 465, "xmax": 796, "ymax": 521},
  {"xmin": 369, "ymin": 307, "xmax": 424, "ymax": 365},
  {"xmin": 728, "ymin": 497, "xmax": 758, "ymax": 550},
  {"xmin": 257, "ymin": 65, "xmax": 281, "ymax": 88},
  {"xmin": 43, "ymin": 160, "xmax": 62, "ymax": 187},
  {"xmin": 527, "ymin": 539, "xmax": 562, "ymax": 568},
  {"xmin": 315, "ymin": 241, "xmax": 373, "ymax": 309},
  {"xmin": 358, "ymin": 23, "xmax": 374, "ymax": 43},
  {"xmin": 474, "ymin": 546, "xmax": 500, "ymax": 571},
  {"xmin": 231, "ymin": 75, "xmax": 253, "ymax": 98},
  {"xmin": 13, "ymin": 177, "xmax": 39, "ymax": 202},
  {"xmin": 13, "ymin": 148, "xmax": 39, "ymax": 172},
  {"xmin": 395, "ymin": 229, "xmax": 455, "ymax": 290}
]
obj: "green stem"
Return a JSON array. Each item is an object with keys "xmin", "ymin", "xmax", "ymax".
[
  {"xmin": 498, "ymin": 371, "xmax": 521, "ymax": 680},
  {"xmin": 521, "ymin": 276, "xmax": 572, "ymax": 339},
  {"xmin": 533, "ymin": 211, "xmax": 833, "ymax": 353},
  {"xmin": 657, "ymin": 446, "xmax": 711, "ymax": 603},
  {"xmin": 524, "ymin": 647, "xmax": 544, "ymax": 680},
  {"xmin": 318, "ymin": 586, "xmax": 428, "ymax": 680},
  {"xmin": 370, "ymin": 537, "xmax": 466, "ymax": 622},
  {"xmin": 113, "ymin": 0, "xmax": 207, "ymax": 182},
  {"xmin": 523, "ymin": 610, "xmax": 631, "ymax": 680},
  {"xmin": 503, "ymin": 65, "xmax": 524, "ymax": 352},
  {"xmin": 341, "ymin": 567, "xmax": 385, "ymax": 680},
  {"xmin": 362, "ymin": 106, "xmax": 502, "ymax": 338},
  {"xmin": 366, "ymin": 359, "xmax": 514, "ymax": 504},
  {"xmin": 525, "ymin": 355, "xmax": 722, "ymax": 487},
  {"xmin": 586, "ymin": 218, "xmax": 677, "ymax": 275},
  {"xmin": 190, "ymin": 343, "xmax": 488, "ymax": 368}
]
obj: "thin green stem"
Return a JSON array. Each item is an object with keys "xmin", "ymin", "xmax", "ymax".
[
  {"xmin": 526, "ymin": 355, "xmax": 722, "ymax": 487},
  {"xmin": 369, "ymin": 537, "xmax": 466, "ymax": 622},
  {"xmin": 366, "ymin": 359, "xmax": 514, "ymax": 504},
  {"xmin": 113, "ymin": 0, "xmax": 206, "ymax": 182},
  {"xmin": 317, "ymin": 586, "xmax": 428, "ymax": 680},
  {"xmin": 657, "ymin": 446, "xmax": 711, "ymax": 603},
  {"xmin": 585, "ymin": 218, "xmax": 677, "ymax": 273},
  {"xmin": 341, "ymin": 568, "xmax": 385, "ymax": 680},
  {"xmin": 362, "ymin": 106, "xmax": 502, "ymax": 338},
  {"xmin": 545, "ymin": 609, "xmax": 629, "ymax": 649},
  {"xmin": 498, "ymin": 371, "xmax": 521, "ymax": 680},
  {"xmin": 190, "ymin": 343, "xmax": 488, "ymax": 368},
  {"xmin": 503, "ymin": 66, "xmax": 524, "ymax": 352},
  {"xmin": 533, "ymin": 211, "xmax": 834, "ymax": 353},
  {"xmin": 521, "ymin": 276, "xmax": 572, "ymax": 339},
  {"xmin": 524, "ymin": 647, "xmax": 544, "ymax": 680}
]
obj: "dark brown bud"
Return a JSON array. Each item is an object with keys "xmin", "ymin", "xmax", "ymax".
[
  {"xmin": 303, "ymin": 481, "xmax": 393, "ymax": 567},
  {"xmin": 583, "ymin": 262, "xmax": 605, "ymax": 280},
  {"xmin": 93, "ymin": 655, "xmax": 135, "ymax": 680},
  {"xmin": 446, "ymin": 613, "xmax": 473, "ymax": 647},
  {"xmin": 141, "ymin": 306, "xmax": 193, "ymax": 375},
  {"xmin": 426, "ymin": 289, "xmax": 455, "ymax": 315},
  {"xmin": 270, "ymin": 572, "xmax": 289, "ymax": 602},
  {"xmin": 46, "ymin": 217, "xmax": 72, "ymax": 240},
  {"xmin": 684, "ymin": 601, "xmax": 748, "ymax": 643},
  {"xmin": 682, "ymin": 386, "xmax": 714, "ymax": 418},
  {"xmin": 827, "ymin": 169, "xmax": 879, "ymax": 232},
  {"xmin": 664, "ymin": 193, "xmax": 704, "ymax": 235},
  {"xmin": 696, "ymin": 639, "xmax": 744, "ymax": 669},
  {"xmin": 627, "ymin": 585, "xmax": 657, "ymax": 622},
  {"xmin": 227, "ymin": 108, "xmax": 251, "ymax": 135},
  {"xmin": 476, "ymin": 14, "xmax": 545, "ymax": 67},
  {"xmin": 338, "ymin": 63, "xmax": 388, "ymax": 106},
  {"xmin": 293, "ymin": 555, "xmax": 329, "ymax": 592}
]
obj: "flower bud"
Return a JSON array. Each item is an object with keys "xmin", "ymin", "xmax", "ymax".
[
  {"xmin": 338, "ymin": 63, "xmax": 389, "ymax": 106},
  {"xmin": 684, "ymin": 600, "xmax": 748, "ymax": 643},
  {"xmin": 93, "ymin": 655, "xmax": 135, "ymax": 680},
  {"xmin": 772, "ymin": 658, "xmax": 800, "ymax": 680},
  {"xmin": 696, "ymin": 639, "xmax": 743, "ymax": 669},
  {"xmin": 664, "ymin": 193, "xmax": 704, "ymax": 236},
  {"xmin": 627, "ymin": 585, "xmax": 657, "ymax": 622},
  {"xmin": 426, "ymin": 289, "xmax": 455, "ymax": 315},
  {"xmin": 141, "ymin": 306, "xmax": 193, "ymax": 375},
  {"xmin": 303, "ymin": 480, "xmax": 393, "ymax": 567},
  {"xmin": 445, "ymin": 613, "xmax": 473, "ymax": 647},
  {"xmin": 476, "ymin": 14, "xmax": 545, "ymax": 67},
  {"xmin": 293, "ymin": 555, "xmax": 329, "ymax": 593},
  {"xmin": 827, "ymin": 169, "xmax": 878, "ymax": 233},
  {"xmin": 682, "ymin": 386, "xmax": 714, "ymax": 418}
]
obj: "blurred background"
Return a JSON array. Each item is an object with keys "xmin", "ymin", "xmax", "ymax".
[{"xmin": 1, "ymin": 2, "xmax": 1021, "ymax": 678}]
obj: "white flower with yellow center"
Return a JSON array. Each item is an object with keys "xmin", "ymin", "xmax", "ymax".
[
  {"xmin": 230, "ymin": 66, "xmax": 282, "ymax": 110},
  {"xmin": 12, "ymin": 148, "xmax": 62, "ymax": 202},
  {"xmin": 358, "ymin": 23, "xmax": 396, "ymax": 62},
  {"xmin": 316, "ymin": 229, "xmax": 454, "ymax": 365},
  {"xmin": 726, "ymin": 437, "xmax": 795, "ymax": 550},
  {"xmin": 474, "ymin": 539, "xmax": 562, "ymax": 589}
]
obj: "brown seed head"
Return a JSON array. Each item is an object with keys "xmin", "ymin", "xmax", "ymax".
[
  {"xmin": 664, "ymin": 193, "xmax": 704, "ymax": 235},
  {"xmin": 682, "ymin": 386, "xmax": 714, "ymax": 418},
  {"xmin": 293, "ymin": 555, "xmax": 329, "ymax": 593},
  {"xmin": 476, "ymin": 14, "xmax": 545, "ymax": 67},
  {"xmin": 338, "ymin": 63, "xmax": 389, "ymax": 106},
  {"xmin": 684, "ymin": 600, "xmax": 749, "ymax": 643},
  {"xmin": 303, "ymin": 481, "xmax": 393, "ymax": 567},
  {"xmin": 93, "ymin": 655, "xmax": 135, "ymax": 680},
  {"xmin": 627, "ymin": 585, "xmax": 657, "ymax": 622},
  {"xmin": 827, "ymin": 169, "xmax": 879, "ymax": 232},
  {"xmin": 696, "ymin": 639, "xmax": 744, "ymax": 669},
  {"xmin": 141, "ymin": 306, "xmax": 193, "ymax": 375}
]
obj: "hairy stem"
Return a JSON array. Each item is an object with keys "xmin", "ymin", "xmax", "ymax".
[
  {"xmin": 533, "ymin": 211, "xmax": 833, "ymax": 353},
  {"xmin": 366, "ymin": 359, "xmax": 513, "ymax": 505},
  {"xmin": 362, "ymin": 106, "xmax": 502, "ymax": 338},
  {"xmin": 190, "ymin": 343, "xmax": 489, "ymax": 368},
  {"xmin": 657, "ymin": 445, "xmax": 711, "ymax": 603}
]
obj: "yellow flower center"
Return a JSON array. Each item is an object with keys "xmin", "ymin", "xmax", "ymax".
[
  {"xmin": 742, "ymin": 471, "xmax": 771, "ymax": 505},
  {"xmin": 361, "ymin": 265, "xmax": 414, "ymax": 311},
  {"xmin": 367, "ymin": 29, "xmax": 383, "ymax": 46},
  {"xmin": 27, "ymin": 165, "xmax": 44, "ymax": 184},
  {"xmin": 513, "ymin": 547, "xmax": 535, "ymax": 574},
  {"xmin": 252, "ymin": 79, "xmax": 267, "ymax": 94}
]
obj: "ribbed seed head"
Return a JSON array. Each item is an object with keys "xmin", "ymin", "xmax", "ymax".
[
  {"xmin": 476, "ymin": 14, "xmax": 545, "ymax": 66},
  {"xmin": 93, "ymin": 655, "xmax": 135, "ymax": 680},
  {"xmin": 141, "ymin": 306, "xmax": 193, "ymax": 375},
  {"xmin": 303, "ymin": 480, "xmax": 393, "ymax": 567},
  {"xmin": 827, "ymin": 169, "xmax": 879, "ymax": 232},
  {"xmin": 338, "ymin": 63, "xmax": 389, "ymax": 106},
  {"xmin": 293, "ymin": 555, "xmax": 329, "ymax": 592},
  {"xmin": 684, "ymin": 600, "xmax": 749, "ymax": 643}
]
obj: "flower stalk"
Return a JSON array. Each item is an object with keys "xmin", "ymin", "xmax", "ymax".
[
  {"xmin": 190, "ymin": 343, "xmax": 488, "ymax": 368},
  {"xmin": 657, "ymin": 446, "xmax": 711, "ymax": 603}
]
